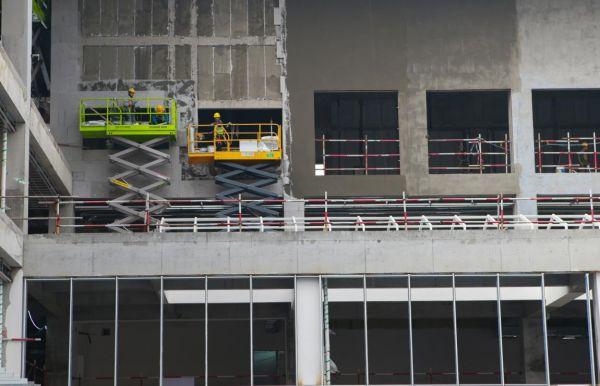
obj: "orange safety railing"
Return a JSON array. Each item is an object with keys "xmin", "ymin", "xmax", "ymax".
[
  {"xmin": 188, "ymin": 123, "xmax": 281, "ymax": 161},
  {"xmin": 535, "ymin": 132, "xmax": 600, "ymax": 173},
  {"xmin": 428, "ymin": 134, "xmax": 511, "ymax": 174}
]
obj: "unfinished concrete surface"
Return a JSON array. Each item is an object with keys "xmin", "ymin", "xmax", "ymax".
[
  {"xmin": 285, "ymin": 0, "xmax": 600, "ymax": 199},
  {"xmin": 23, "ymin": 230, "xmax": 600, "ymax": 277},
  {"xmin": 51, "ymin": 0, "xmax": 284, "ymax": 198}
]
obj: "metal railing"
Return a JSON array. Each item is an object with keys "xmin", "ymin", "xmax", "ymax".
[
  {"xmin": 79, "ymin": 97, "xmax": 176, "ymax": 128},
  {"xmin": 11, "ymin": 192, "xmax": 600, "ymax": 234},
  {"xmin": 315, "ymin": 135, "xmax": 400, "ymax": 175},
  {"xmin": 188, "ymin": 123, "xmax": 281, "ymax": 157},
  {"xmin": 536, "ymin": 132, "xmax": 600, "ymax": 173},
  {"xmin": 428, "ymin": 134, "xmax": 511, "ymax": 174}
]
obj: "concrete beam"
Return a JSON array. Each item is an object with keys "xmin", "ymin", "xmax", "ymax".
[
  {"xmin": 29, "ymin": 105, "xmax": 73, "ymax": 195},
  {"xmin": 0, "ymin": 213, "xmax": 23, "ymax": 267},
  {"xmin": 22, "ymin": 230, "xmax": 600, "ymax": 277},
  {"xmin": 0, "ymin": 45, "xmax": 28, "ymax": 123}
]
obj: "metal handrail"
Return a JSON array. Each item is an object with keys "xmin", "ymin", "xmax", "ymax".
[{"xmin": 188, "ymin": 123, "xmax": 282, "ymax": 154}]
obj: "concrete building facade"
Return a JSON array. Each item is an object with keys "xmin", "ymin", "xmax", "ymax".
[{"xmin": 1, "ymin": 1, "xmax": 600, "ymax": 386}]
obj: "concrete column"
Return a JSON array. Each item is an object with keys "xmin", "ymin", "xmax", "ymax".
[
  {"xmin": 4, "ymin": 270, "xmax": 23, "ymax": 378},
  {"xmin": 1, "ymin": 0, "xmax": 33, "ymax": 89},
  {"xmin": 521, "ymin": 316, "xmax": 546, "ymax": 384},
  {"xmin": 511, "ymin": 89, "xmax": 538, "ymax": 216},
  {"xmin": 284, "ymin": 198, "xmax": 304, "ymax": 231},
  {"xmin": 593, "ymin": 273, "xmax": 600, "ymax": 383},
  {"xmin": 296, "ymin": 277, "xmax": 322, "ymax": 386},
  {"xmin": 5, "ymin": 123, "xmax": 29, "ymax": 233}
]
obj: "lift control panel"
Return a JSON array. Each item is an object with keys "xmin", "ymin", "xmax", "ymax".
[
  {"xmin": 79, "ymin": 98, "xmax": 177, "ymax": 140},
  {"xmin": 187, "ymin": 123, "xmax": 282, "ymax": 163}
]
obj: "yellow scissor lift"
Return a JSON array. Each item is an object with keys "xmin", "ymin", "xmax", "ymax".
[
  {"xmin": 187, "ymin": 123, "xmax": 282, "ymax": 216},
  {"xmin": 80, "ymin": 97, "xmax": 177, "ymax": 232}
]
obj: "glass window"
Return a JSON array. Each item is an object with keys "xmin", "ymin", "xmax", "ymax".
[
  {"xmin": 118, "ymin": 278, "xmax": 161, "ymax": 386},
  {"xmin": 455, "ymin": 275, "xmax": 500, "ymax": 384},
  {"xmin": 366, "ymin": 276, "xmax": 410, "ymax": 385},
  {"xmin": 411, "ymin": 275, "xmax": 456, "ymax": 384},
  {"xmin": 163, "ymin": 278, "xmax": 206, "ymax": 386},
  {"xmin": 323, "ymin": 277, "xmax": 366, "ymax": 385},
  {"xmin": 252, "ymin": 278, "xmax": 295, "ymax": 385},
  {"xmin": 72, "ymin": 279, "xmax": 116, "ymax": 386},
  {"xmin": 26, "ymin": 280, "xmax": 71, "ymax": 386},
  {"xmin": 207, "ymin": 278, "xmax": 251, "ymax": 386}
]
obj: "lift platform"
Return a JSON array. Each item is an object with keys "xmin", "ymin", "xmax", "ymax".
[
  {"xmin": 187, "ymin": 123, "xmax": 281, "ymax": 163},
  {"xmin": 79, "ymin": 97, "xmax": 177, "ymax": 139},
  {"xmin": 80, "ymin": 98, "xmax": 177, "ymax": 232},
  {"xmin": 187, "ymin": 123, "xmax": 282, "ymax": 217}
]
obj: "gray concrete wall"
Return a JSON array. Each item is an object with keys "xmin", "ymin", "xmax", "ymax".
[
  {"xmin": 286, "ymin": 0, "xmax": 518, "ymax": 197},
  {"xmin": 51, "ymin": 0, "xmax": 284, "ymax": 198},
  {"xmin": 286, "ymin": 0, "xmax": 600, "ymax": 199},
  {"xmin": 0, "ymin": 213, "xmax": 22, "ymax": 267},
  {"xmin": 23, "ymin": 230, "xmax": 600, "ymax": 277}
]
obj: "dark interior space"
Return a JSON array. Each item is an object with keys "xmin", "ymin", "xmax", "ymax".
[
  {"xmin": 533, "ymin": 90, "xmax": 600, "ymax": 173},
  {"xmin": 427, "ymin": 91, "xmax": 510, "ymax": 174},
  {"xmin": 198, "ymin": 109, "xmax": 282, "ymax": 125},
  {"xmin": 314, "ymin": 92, "xmax": 399, "ymax": 176}
]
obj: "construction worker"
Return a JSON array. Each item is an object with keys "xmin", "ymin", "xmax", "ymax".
[
  {"xmin": 125, "ymin": 87, "xmax": 137, "ymax": 123},
  {"xmin": 151, "ymin": 104, "xmax": 166, "ymax": 125},
  {"xmin": 212, "ymin": 112, "xmax": 229, "ymax": 150},
  {"xmin": 578, "ymin": 141, "xmax": 590, "ymax": 172}
]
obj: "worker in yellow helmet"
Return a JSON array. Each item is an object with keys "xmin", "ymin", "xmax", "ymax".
[
  {"xmin": 125, "ymin": 87, "xmax": 137, "ymax": 123},
  {"xmin": 151, "ymin": 104, "xmax": 166, "ymax": 125},
  {"xmin": 212, "ymin": 112, "xmax": 229, "ymax": 150}
]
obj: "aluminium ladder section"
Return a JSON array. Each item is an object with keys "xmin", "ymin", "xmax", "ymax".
[
  {"xmin": 107, "ymin": 136, "xmax": 171, "ymax": 232},
  {"xmin": 214, "ymin": 162, "xmax": 281, "ymax": 217}
]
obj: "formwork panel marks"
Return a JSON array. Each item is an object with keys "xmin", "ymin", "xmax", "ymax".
[
  {"xmin": 231, "ymin": 45, "xmax": 248, "ymax": 99},
  {"xmin": 214, "ymin": 0, "xmax": 231, "ymax": 37},
  {"xmin": 152, "ymin": 0, "xmax": 169, "ymax": 35},
  {"xmin": 100, "ymin": 0, "xmax": 119, "ymax": 36},
  {"xmin": 197, "ymin": 0, "xmax": 214, "ymax": 37},
  {"xmin": 265, "ymin": 45, "xmax": 281, "ymax": 99},
  {"xmin": 135, "ymin": 0, "xmax": 153, "ymax": 36},
  {"xmin": 118, "ymin": 0, "xmax": 136, "ymax": 35},
  {"xmin": 175, "ymin": 45, "xmax": 192, "ymax": 79},
  {"xmin": 175, "ymin": 0, "xmax": 192, "ymax": 36},
  {"xmin": 248, "ymin": 0, "xmax": 265, "ymax": 36},
  {"xmin": 152, "ymin": 45, "xmax": 170, "ymax": 79},
  {"xmin": 197, "ymin": 46, "xmax": 215, "ymax": 99},
  {"xmin": 231, "ymin": 0, "xmax": 249, "ymax": 38},
  {"xmin": 248, "ymin": 45, "xmax": 266, "ymax": 98}
]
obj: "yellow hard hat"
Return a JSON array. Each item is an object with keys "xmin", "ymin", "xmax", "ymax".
[
  {"xmin": 213, "ymin": 112, "xmax": 221, "ymax": 119},
  {"xmin": 156, "ymin": 105, "xmax": 165, "ymax": 113},
  {"xmin": 128, "ymin": 87, "xmax": 136, "ymax": 94}
]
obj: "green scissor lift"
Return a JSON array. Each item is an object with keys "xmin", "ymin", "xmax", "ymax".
[{"xmin": 79, "ymin": 98, "xmax": 178, "ymax": 232}]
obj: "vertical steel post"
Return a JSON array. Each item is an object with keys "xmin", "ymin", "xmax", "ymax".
[
  {"xmin": 322, "ymin": 134, "xmax": 326, "ymax": 175},
  {"xmin": 452, "ymin": 274, "xmax": 459, "ymax": 385},
  {"xmin": 364, "ymin": 135, "xmax": 369, "ymax": 175},
  {"xmin": 504, "ymin": 133, "xmax": 509, "ymax": 173},
  {"xmin": 538, "ymin": 133, "xmax": 542, "ymax": 173},
  {"xmin": 159, "ymin": 277, "xmax": 164, "ymax": 386},
  {"xmin": 319, "ymin": 276, "xmax": 326, "ymax": 384},
  {"xmin": 541, "ymin": 274, "xmax": 550, "ymax": 386},
  {"xmin": 496, "ymin": 274, "xmax": 505, "ymax": 386},
  {"xmin": 323, "ymin": 277, "xmax": 331, "ymax": 385},
  {"xmin": 363, "ymin": 275, "xmax": 369, "ymax": 386},
  {"xmin": 585, "ymin": 273, "xmax": 597, "ymax": 386},
  {"xmin": 114, "ymin": 278, "xmax": 119, "ymax": 386},
  {"xmin": 403, "ymin": 191, "xmax": 408, "ymax": 231},
  {"xmin": 408, "ymin": 275, "xmax": 414, "ymax": 386},
  {"xmin": 567, "ymin": 132, "xmax": 573, "ymax": 172},
  {"xmin": 478, "ymin": 134, "xmax": 484, "ymax": 174},
  {"xmin": 250, "ymin": 276, "xmax": 254, "ymax": 386},
  {"xmin": 294, "ymin": 276, "xmax": 299, "ymax": 386},
  {"xmin": 205, "ymin": 276, "xmax": 208, "ymax": 386},
  {"xmin": 67, "ymin": 279, "xmax": 73, "ymax": 386},
  {"xmin": 21, "ymin": 279, "xmax": 28, "ymax": 379},
  {"xmin": 594, "ymin": 132, "xmax": 598, "ymax": 173}
]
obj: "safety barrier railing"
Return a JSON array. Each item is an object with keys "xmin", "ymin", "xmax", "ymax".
[
  {"xmin": 428, "ymin": 134, "xmax": 511, "ymax": 174},
  {"xmin": 155, "ymin": 213, "xmax": 600, "ymax": 232},
  {"xmin": 536, "ymin": 131, "xmax": 600, "ymax": 173},
  {"xmin": 188, "ymin": 123, "xmax": 281, "ymax": 156},
  {"xmin": 7, "ymin": 192, "xmax": 600, "ymax": 233},
  {"xmin": 315, "ymin": 135, "xmax": 400, "ymax": 175},
  {"xmin": 80, "ymin": 98, "xmax": 175, "ymax": 126}
]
